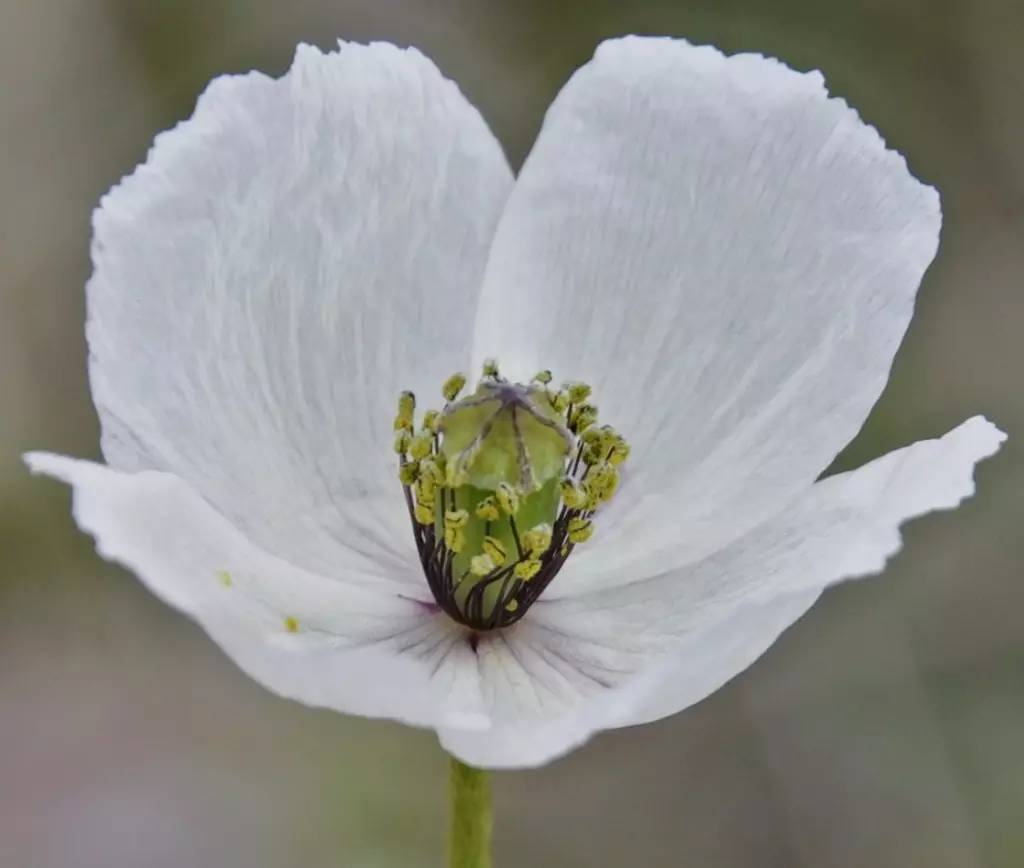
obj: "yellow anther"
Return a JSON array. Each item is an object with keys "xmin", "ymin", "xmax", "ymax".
[
  {"xmin": 445, "ymin": 509, "xmax": 469, "ymax": 529},
  {"xmin": 532, "ymin": 370, "xmax": 552, "ymax": 385},
  {"xmin": 563, "ymin": 381, "xmax": 592, "ymax": 404},
  {"xmin": 570, "ymin": 403, "xmax": 598, "ymax": 433},
  {"xmin": 505, "ymin": 599, "xmax": 519, "ymax": 613},
  {"xmin": 496, "ymin": 482, "xmax": 520, "ymax": 516},
  {"xmin": 409, "ymin": 432, "xmax": 433, "ymax": 461},
  {"xmin": 416, "ymin": 478, "xmax": 437, "ymax": 512},
  {"xmin": 591, "ymin": 425, "xmax": 629, "ymax": 465},
  {"xmin": 422, "ymin": 409, "xmax": 441, "ymax": 432},
  {"xmin": 420, "ymin": 458, "xmax": 444, "ymax": 486},
  {"xmin": 513, "ymin": 559, "xmax": 542, "ymax": 581},
  {"xmin": 608, "ymin": 438, "xmax": 630, "ymax": 466},
  {"xmin": 216, "ymin": 569, "xmax": 233, "ymax": 587},
  {"xmin": 394, "ymin": 430, "xmax": 412, "ymax": 455},
  {"xmin": 414, "ymin": 502, "xmax": 435, "ymax": 525},
  {"xmin": 443, "ymin": 373, "xmax": 467, "ymax": 402},
  {"xmin": 394, "ymin": 391, "xmax": 416, "ymax": 431},
  {"xmin": 475, "ymin": 496, "xmax": 500, "ymax": 522},
  {"xmin": 521, "ymin": 523, "xmax": 552, "ymax": 557},
  {"xmin": 416, "ymin": 475, "xmax": 436, "ymax": 502},
  {"xmin": 482, "ymin": 358, "xmax": 500, "ymax": 379},
  {"xmin": 470, "ymin": 554, "xmax": 497, "ymax": 576},
  {"xmin": 445, "ymin": 526, "xmax": 466, "ymax": 553},
  {"xmin": 482, "ymin": 535, "xmax": 508, "ymax": 566},
  {"xmin": 552, "ymin": 390, "xmax": 570, "ymax": 413},
  {"xmin": 567, "ymin": 517, "xmax": 594, "ymax": 544},
  {"xmin": 587, "ymin": 462, "xmax": 619, "ymax": 503},
  {"xmin": 398, "ymin": 461, "xmax": 419, "ymax": 486},
  {"xmin": 560, "ymin": 477, "xmax": 589, "ymax": 510},
  {"xmin": 283, "ymin": 615, "xmax": 300, "ymax": 633}
]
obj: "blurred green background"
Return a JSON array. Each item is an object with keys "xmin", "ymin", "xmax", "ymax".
[{"xmin": 2, "ymin": 1, "xmax": 1022, "ymax": 866}]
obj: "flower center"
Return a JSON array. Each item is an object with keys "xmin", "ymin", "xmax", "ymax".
[{"xmin": 394, "ymin": 360, "xmax": 629, "ymax": 631}]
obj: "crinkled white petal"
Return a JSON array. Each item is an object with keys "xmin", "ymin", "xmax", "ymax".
[
  {"xmin": 26, "ymin": 453, "xmax": 685, "ymax": 757},
  {"xmin": 88, "ymin": 41, "xmax": 513, "ymax": 587},
  {"xmin": 471, "ymin": 35, "xmax": 941, "ymax": 593},
  {"xmin": 25, "ymin": 415, "xmax": 1002, "ymax": 768},
  {"xmin": 34, "ymin": 36, "xmax": 1003, "ymax": 772},
  {"xmin": 26, "ymin": 453, "xmax": 485, "ymax": 728},
  {"xmin": 439, "ymin": 589, "xmax": 820, "ymax": 768},
  {"xmin": 443, "ymin": 417, "xmax": 1003, "ymax": 766}
]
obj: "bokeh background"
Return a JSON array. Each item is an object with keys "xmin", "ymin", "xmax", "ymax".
[{"xmin": 3, "ymin": 1, "xmax": 1022, "ymax": 866}]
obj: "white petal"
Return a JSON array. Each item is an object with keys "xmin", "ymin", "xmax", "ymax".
[
  {"xmin": 438, "ymin": 589, "xmax": 819, "ymax": 768},
  {"xmin": 88, "ymin": 42, "xmax": 513, "ymax": 585},
  {"xmin": 471, "ymin": 36, "xmax": 941, "ymax": 592},
  {"xmin": 534, "ymin": 417, "xmax": 1004, "ymax": 737},
  {"xmin": 25, "ymin": 453, "xmax": 483, "ymax": 730},
  {"xmin": 27, "ymin": 452, "xmax": 662, "ymax": 761},
  {"xmin": 29, "ymin": 453, "xmax": 660, "ymax": 751},
  {"xmin": 26, "ymin": 416, "xmax": 1002, "ymax": 769}
]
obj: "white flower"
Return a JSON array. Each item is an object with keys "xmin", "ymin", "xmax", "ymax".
[{"xmin": 27, "ymin": 36, "xmax": 1004, "ymax": 769}]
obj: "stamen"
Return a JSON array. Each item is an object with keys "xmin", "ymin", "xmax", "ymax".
[
  {"xmin": 475, "ymin": 497, "xmax": 500, "ymax": 522},
  {"xmin": 442, "ymin": 374, "xmax": 467, "ymax": 402},
  {"xmin": 567, "ymin": 517, "xmax": 594, "ymax": 544},
  {"xmin": 521, "ymin": 523, "xmax": 552, "ymax": 557},
  {"xmin": 495, "ymin": 482, "xmax": 519, "ymax": 517},
  {"xmin": 394, "ymin": 391, "xmax": 415, "ymax": 431},
  {"xmin": 482, "ymin": 536, "xmax": 508, "ymax": 566},
  {"xmin": 409, "ymin": 432, "xmax": 433, "ymax": 460},
  {"xmin": 394, "ymin": 361, "xmax": 629, "ymax": 631}
]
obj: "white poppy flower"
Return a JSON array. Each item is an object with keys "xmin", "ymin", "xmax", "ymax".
[{"xmin": 28, "ymin": 36, "xmax": 1005, "ymax": 770}]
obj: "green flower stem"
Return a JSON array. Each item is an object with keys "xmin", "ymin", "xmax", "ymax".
[{"xmin": 449, "ymin": 755, "xmax": 492, "ymax": 868}]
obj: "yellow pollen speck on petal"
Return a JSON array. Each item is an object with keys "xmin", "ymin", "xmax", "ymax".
[
  {"xmin": 283, "ymin": 615, "xmax": 300, "ymax": 633},
  {"xmin": 216, "ymin": 569, "xmax": 233, "ymax": 587}
]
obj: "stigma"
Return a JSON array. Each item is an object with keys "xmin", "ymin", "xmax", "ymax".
[{"xmin": 393, "ymin": 360, "xmax": 629, "ymax": 631}]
